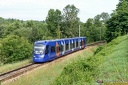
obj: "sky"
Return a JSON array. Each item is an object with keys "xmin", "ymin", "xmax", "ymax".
[{"xmin": 0, "ymin": 0, "xmax": 119, "ymax": 22}]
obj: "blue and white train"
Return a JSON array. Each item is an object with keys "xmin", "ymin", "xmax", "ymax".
[{"xmin": 33, "ymin": 37, "xmax": 86, "ymax": 63}]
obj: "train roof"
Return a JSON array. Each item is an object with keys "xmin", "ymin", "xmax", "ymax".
[{"xmin": 34, "ymin": 37, "xmax": 86, "ymax": 44}]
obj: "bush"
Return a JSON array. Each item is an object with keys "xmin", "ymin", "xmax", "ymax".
[
  {"xmin": 94, "ymin": 46, "xmax": 103, "ymax": 55},
  {"xmin": 0, "ymin": 35, "xmax": 32, "ymax": 64},
  {"xmin": 53, "ymin": 57, "xmax": 99, "ymax": 85}
]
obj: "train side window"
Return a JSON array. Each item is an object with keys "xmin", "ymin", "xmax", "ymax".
[
  {"xmin": 80, "ymin": 40, "xmax": 82, "ymax": 46},
  {"xmin": 84, "ymin": 40, "xmax": 85, "ymax": 45},
  {"xmin": 45, "ymin": 45, "xmax": 49, "ymax": 54},
  {"xmin": 76, "ymin": 41, "xmax": 78, "ymax": 47},
  {"xmin": 70, "ymin": 42, "xmax": 72, "ymax": 49},
  {"xmin": 66, "ymin": 43, "xmax": 69, "ymax": 51},
  {"xmin": 59, "ymin": 46, "xmax": 61, "ymax": 51},
  {"xmin": 60, "ymin": 45, "xmax": 63, "ymax": 52},
  {"xmin": 51, "ymin": 46, "xmax": 55, "ymax": 53},
  {"xmin": 73, "ymin": 42, "xmax": 75, "ymax": 48}
]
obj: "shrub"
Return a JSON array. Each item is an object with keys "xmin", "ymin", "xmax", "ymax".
[
  {"xmin": 94, "ymin": 46, "xmax": 103, "ymax": 55},
  {"xmin": 0, "ymin": 35, "xmax": 32, "ymax": 64},
  {"xmin": 53, "ymin": 57, "xmax": 99, "ymax": 85}
]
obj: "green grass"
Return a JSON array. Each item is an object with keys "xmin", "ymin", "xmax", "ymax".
[
  {"xmin": 0, "ymin": 59, "xmax": 32, "ymax": 74},
  {"xmin": 97, "ymin": 35, "xmax": 128, "ymax": 82},
  {"xmin": 53, "ymin": 35, "xmax": 128, "ymax": 85},
  {"xmin": 4, "ymin": 46, "xmax": 98, "ymax": 85}
]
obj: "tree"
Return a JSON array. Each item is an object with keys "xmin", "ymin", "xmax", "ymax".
[
  {"xmin": 0, "ymin": 35, "xmax": 32, "ymax": 64},
  {"xmin": 2, "ymin": 20, "xmax": 23, "ymax": 37},
  {"xmin": 84, "ymin": 18, "xmax": 98, "ymax": 42},
  {"xmin": 46, "ymin": 9, "xmax": 62, "ymax": 38},
  {"xmin": 29, "ymin": 23, "xmax": 50, "ymax": 42},
  {"xmin": 106, "ymin": 0, "xmax": 128, "ymax": 42},
  {"xmin": 0, "ymin": 17, "xmax": 4, "ymax": 38},
  {"xmin": 12, "ymin": 27, "xmax": 32, "ymax": 40},
  {"xmin": 116, "ymin": 0, "xmax": 128, "ymax": 35},
  {"xmin": 83, "ymin": 12, "xmax": 110, "ymax": 43},
  {"xmin": 100, "ymin": 12, "xmax": 110, "ymax": 24},
  {"xmin": 0, "ymin": 25, "xmax": 4, "ymax": 38},
  {"xmin": 62, "ymin": 4, "xmax": 80, "ymax": 37},
  {"xmin": 94, "ymin": 13, "xmax": 110, "ymax": 40}
]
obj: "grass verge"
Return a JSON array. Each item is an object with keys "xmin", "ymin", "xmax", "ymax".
[{"xmin": 0, "ymin": 59, "xmax": 32, "ymax": 74}]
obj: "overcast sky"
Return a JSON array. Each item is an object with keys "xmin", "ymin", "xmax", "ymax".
[{"xmin": 0, "ymin": 0, "xmax": 119, "ymax": 22}]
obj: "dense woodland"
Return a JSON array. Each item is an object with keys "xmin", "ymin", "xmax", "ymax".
[{"xmin": 0, "ymin": 0, "xmax": 128, "ymax": 64}]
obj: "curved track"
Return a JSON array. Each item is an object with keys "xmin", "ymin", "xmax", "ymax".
[{"xmin": 0, "ymin": 41, "xmax": 105, "ymax": 83}]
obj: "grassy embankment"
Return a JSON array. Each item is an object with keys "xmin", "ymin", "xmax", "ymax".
[{"xmin": 53, "ymin": 35, "xmax": 128, "ymax": 85}]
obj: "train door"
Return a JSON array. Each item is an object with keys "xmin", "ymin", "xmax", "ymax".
[
  {"xmin": 76, "ymin": 39, "xmax": 79, "ymax": 49},
  {"xmin": 84, "ymin": 37, "xmax": 86, "ymax": 47},
  {"xmin": 49, "ymin": 42, "xmax": 56, "ymax": 60},
  {"xmin": 78, "ymin": 38, "xmax": 81, "ymax": 48},
  {"xmin": 74, "ymin": 39, "xmax": 76, "ymax": 49},
  {"xmin": 69, "ymin": 40, "xmax": 70, "ymax": 51},
  {"xmin": 63, "ymin": 40, "xmax": 66, "ymax": 54},
  {"xmin": 79, "ymin": 38, "xmax": 82, "ymax": 49},
  {"xmin": 82, "ymin": 38, "xmax": 85, "ymax": 48},
  {"xmin": 45, "ymin": 45, "xmax": 49, "ymax": 59},
  {"xmin": 61, "ymin": 40, "xmax": 65, "ymax": 55},
  {"xmin": 73, "ymin": 39, "xmax": 75, "ymax": 50},
  {"xmin": 70, "ymin": 39, "xmax": 73, "ymax": 51},
  {"xmin": 56, "ymin": 41, "xmax": 60, "ymax": 57}
]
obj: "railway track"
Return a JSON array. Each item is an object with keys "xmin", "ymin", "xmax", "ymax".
[
  {"xmin": 0, "ymin": 41, "xmax": 105, "ymax": 84},
  {"xmin": 0, "ymin": 63, "xmax": 44, "ymax": 83}
]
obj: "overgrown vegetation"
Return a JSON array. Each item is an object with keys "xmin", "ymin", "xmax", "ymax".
[
  {"xmin": 53, "ymin": 35, "xmax": 128, "ymax": 84},
  {"xmin": 0, "ymin": 35, "xmax": 32, "ymax": 64},
  {"xmin": 106, "ymin": 0, "xmax": 128, "ymax": 42},
  {"xmin": 53, "ymin": 57, "xmax": 99, "ymax": 85}
]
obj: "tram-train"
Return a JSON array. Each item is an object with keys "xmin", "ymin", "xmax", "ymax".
[{"xmin": 33, "ymin": 37, "xmax": 86, "ymax": 63}]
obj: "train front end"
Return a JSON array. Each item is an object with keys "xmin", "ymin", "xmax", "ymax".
[{"xmin": 33, "ymin": 41, "xmax": 47, "ymax": 63}]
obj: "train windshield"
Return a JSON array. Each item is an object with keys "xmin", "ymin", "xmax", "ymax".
[{"xmin": 34, "ymin": 44, "xmax": 45, "ymax": 54}]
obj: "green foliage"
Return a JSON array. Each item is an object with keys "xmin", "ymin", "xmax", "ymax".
[
  {"xmin": 23, "ymin": 20, "xmax": 50, "ymax": 42},
  {"xmin": 83, "ymin": 12, "xmax": 109, "ymax": 43},
  {"xmin": 53, "ymin": 56, "xmax": 98, "ymax": 85},
  {"xmin": 12, "ymin": 27, "xmax": 32, "ymax": 39},
  {"xmin": 94, "ymin": 46, "xmax": 103, "ymax": 55},
  {"xmin": 46, "ymin": 9, "xmax": 62, "ymax": 38},
  {"xmin": 0, "ymin": 18, "xmax": 51, "ymax": 43},
  {"xmin": 62, "ymin": 4, "xmax": 80, "ymax": 37},
  {"xmin": 0, "ymin": 35, "xmax": 32, "ymax": 64},
  {"xmin": 106, "ymin": 0, "xmax": 128, "ymax": 42},
  {"xmin": 2, "ymin": 20, "xmax": 23, "ymax": 37}
]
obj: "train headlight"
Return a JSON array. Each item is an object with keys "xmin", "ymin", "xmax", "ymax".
[{"xmin": 40, "ymin": 55, "xmax": 44, "ymax": 58}]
